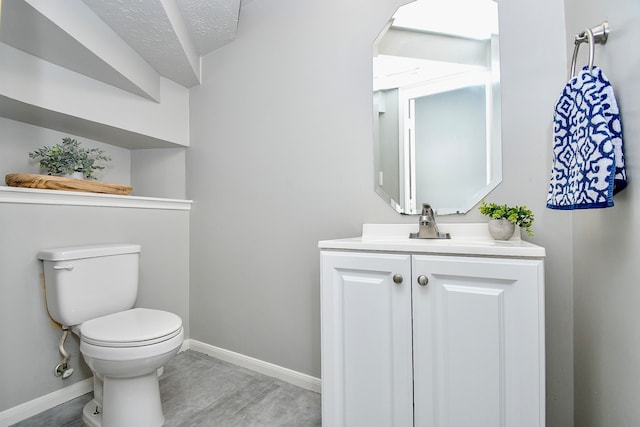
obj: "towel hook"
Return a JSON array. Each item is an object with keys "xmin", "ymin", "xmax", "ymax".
[{"xmin": 569, "ymin": 21, "xmax": 609, "ymax": 79}]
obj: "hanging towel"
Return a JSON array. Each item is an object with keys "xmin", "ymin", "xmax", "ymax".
[{"xmin": 547, "ymin": 65, "xmax": 627, "ymax": 210}]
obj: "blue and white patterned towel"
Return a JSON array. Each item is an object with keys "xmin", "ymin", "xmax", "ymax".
[{"xmin": 547, "ymin": 65, "xmax": 627, "ymax": 210}]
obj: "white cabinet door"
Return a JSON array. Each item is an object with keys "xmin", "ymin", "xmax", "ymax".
[
  {"xmin": 321, "ymin": 251, "xmax": 413, "ymax": 427},
  {"xmin": 412, "ymin": 255, "xmax": 545, "ymax": 427}
]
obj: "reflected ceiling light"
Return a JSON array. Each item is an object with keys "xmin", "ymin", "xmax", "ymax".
[{"xmin": 373, "ymin": 55, "xmax": 483, "ymax": 91}]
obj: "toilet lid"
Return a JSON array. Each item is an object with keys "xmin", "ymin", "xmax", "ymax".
[{"xmin": 81, "ymin": 308, "xmax": 182, "ymax": 347}]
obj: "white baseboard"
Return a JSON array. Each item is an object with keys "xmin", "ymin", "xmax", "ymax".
[
  {"xmin": 0, "ymin": 378, "xmax": 93, "ymax": 426},
  {"xmin": 187, "ymin": 339, "xmax": 322, "ymax": 394}
]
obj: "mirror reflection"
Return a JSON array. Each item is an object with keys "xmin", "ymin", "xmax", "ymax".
[{"xmin": 372, "ymin": 0, "xmax": 502, "ymax": 215}]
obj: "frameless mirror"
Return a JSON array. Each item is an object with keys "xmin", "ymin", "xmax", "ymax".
[{"xmin": 372, "ymin": 0, "xmax": 502, "ymax": 215}]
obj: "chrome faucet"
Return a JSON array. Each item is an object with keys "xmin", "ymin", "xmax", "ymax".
[
  {"xmin": 410, "ymin": 203, "xmax": 451, "ymax": 239},
  {"xmin": 418, "ymin": 203, "xmax": 439, "ymax": 238}
]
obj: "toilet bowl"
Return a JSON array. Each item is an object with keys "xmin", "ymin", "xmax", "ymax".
[
  {"xmin": 38, "ymin": 244, "xmax": 183, "ymax": 427},
  {"xmin": 78, "ymin": 308, "xmax": 184, "ymax": 427}
]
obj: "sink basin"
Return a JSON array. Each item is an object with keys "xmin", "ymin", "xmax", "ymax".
[{"xmin": 318, "ymin": 224, "xmax": 545, "ymax": 258}]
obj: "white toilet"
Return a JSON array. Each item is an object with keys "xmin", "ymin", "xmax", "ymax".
[{"xmin": 38, "ymin": 243, "xmax": 184, "ymax": 427}]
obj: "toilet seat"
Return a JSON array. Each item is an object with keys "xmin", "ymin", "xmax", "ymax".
[{"xmin": 81, "ymin": 307, "xmax": 182, "ymax": 347}]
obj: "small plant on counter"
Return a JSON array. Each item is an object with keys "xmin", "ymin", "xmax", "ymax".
[
  {"xmin": 479, "ymin": 200, "xmax": 535, "ymax": 236},
  {"xmin": 28, "ymin": 137, "xmax": 111, "ymax": 180}
]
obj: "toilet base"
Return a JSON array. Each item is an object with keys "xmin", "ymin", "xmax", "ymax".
[
  {"xmin": 82, "ymin": 400, "xmax": 102, "ymax": 427},
  {"xmin": 81, "ymin": 371, "xmax": 165, "ymax": 427}
]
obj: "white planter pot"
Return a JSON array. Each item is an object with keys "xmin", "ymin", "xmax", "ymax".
[
  {"xmin": 488, "ymin": 218, "xmax": 515, "ymax": 240},
  {"xmin": 62, "ymin": 172, "xmax": 84, "ymax": 180}
]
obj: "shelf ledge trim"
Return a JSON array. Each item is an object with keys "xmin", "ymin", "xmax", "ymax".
[{"xmin": 0, "ymin": 186, "xmax": 192, "ymax": 210}]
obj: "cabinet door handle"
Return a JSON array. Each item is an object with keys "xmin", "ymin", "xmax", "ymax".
[
  {"xmin": 417, "ymin": 275, "xmax": 429, "ymax": 286},
  {"xmin": 392, "ymin": 274, "xmax": 403, "ymax": 284}
]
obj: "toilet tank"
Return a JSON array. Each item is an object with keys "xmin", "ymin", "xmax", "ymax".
[{"xmin": 38, "ymin": 244, "xmax": 141, "ymax": 327}]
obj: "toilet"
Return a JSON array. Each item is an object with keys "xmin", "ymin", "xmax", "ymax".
[{"xmin": 38, "ymin": 243, "xmax": 184, "ymax": 427}]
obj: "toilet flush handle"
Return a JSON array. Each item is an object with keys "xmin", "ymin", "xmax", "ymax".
[{"xmin": 53, "ymin": 264, "xmax": 74, "ymax": 271}]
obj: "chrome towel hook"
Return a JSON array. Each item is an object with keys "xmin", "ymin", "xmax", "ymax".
[{"xmin": 569, "ymin": 21, "xmax": 609, "ymax": 79}]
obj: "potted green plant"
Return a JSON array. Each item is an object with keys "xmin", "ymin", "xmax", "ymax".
[
  {"xmin": 478, "ymin": 200, "xmax": 535, "ymax": 239},
  {"xmin": 28, "ymin": 137, "xmax": 111, "ymax": 180}
]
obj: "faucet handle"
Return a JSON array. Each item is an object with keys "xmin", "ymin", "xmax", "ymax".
[
  {"xmin": 410, "ymin": 203, "xmax": 451, "ymax": 239},
  {"xmin": 421, "ymin": 203, "xmax": 434, "ymax": 218}
]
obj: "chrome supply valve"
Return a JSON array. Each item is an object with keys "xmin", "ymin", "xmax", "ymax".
[
  {"xmin": 55, "ymin": 362, "xmax": 74, "ymax": 379},
  {"xmin": 54, "ymin": 326, "xmax": 74, "ymax": 379}
]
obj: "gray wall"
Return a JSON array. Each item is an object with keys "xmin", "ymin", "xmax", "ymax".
[
  {"xmin": 188, "ymin": 0, "xmax": 408, "ymax": 380},
  {"xmin": 131, "ymin": 148, "xmax": 187, "ymax": 199},
  {"xmin": 563, "ymin": 0, "xmax": 640, "ymax": 425},
  {"xmin": 187, "ymin": 0, "xmax": 572, "ymax": 425}
]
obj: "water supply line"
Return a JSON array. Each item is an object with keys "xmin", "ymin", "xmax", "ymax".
[{"xmin": 55, "ymin": 326, "xmax": 74, "ymax": 379}]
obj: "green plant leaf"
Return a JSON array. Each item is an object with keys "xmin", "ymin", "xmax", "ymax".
[
  {"xmin": 28, "ymin": 137, "xmax": 111, "ymax": 180},
  {"xmin": 478, "ymin": 200, "xmax": 535, "ymax": 236}
]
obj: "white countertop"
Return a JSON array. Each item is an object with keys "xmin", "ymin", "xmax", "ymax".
[{"xmin": 318, "ymin": 223, "xmax": 545, "ymax": 258}]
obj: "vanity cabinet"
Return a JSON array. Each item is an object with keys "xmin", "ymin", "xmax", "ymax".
[{"xmin": 320, "ymin": 247, "xmax": 545, "ymax": 427}]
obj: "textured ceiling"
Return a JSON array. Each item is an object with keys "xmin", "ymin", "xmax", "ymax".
[
  {"xmin": 0, "ymin": 0, "xmax": 248, "ymax": 148},
  {"xmin": 0, "ymin": 0, "xmax": 243, "ymax": 91},
  {"xmin": 177, "ymin": 0, "xmax": 241, "ymax": 53},
  {"xmin": 81, "ymin": 0, "xmax": 241, "ymax": 87}
]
